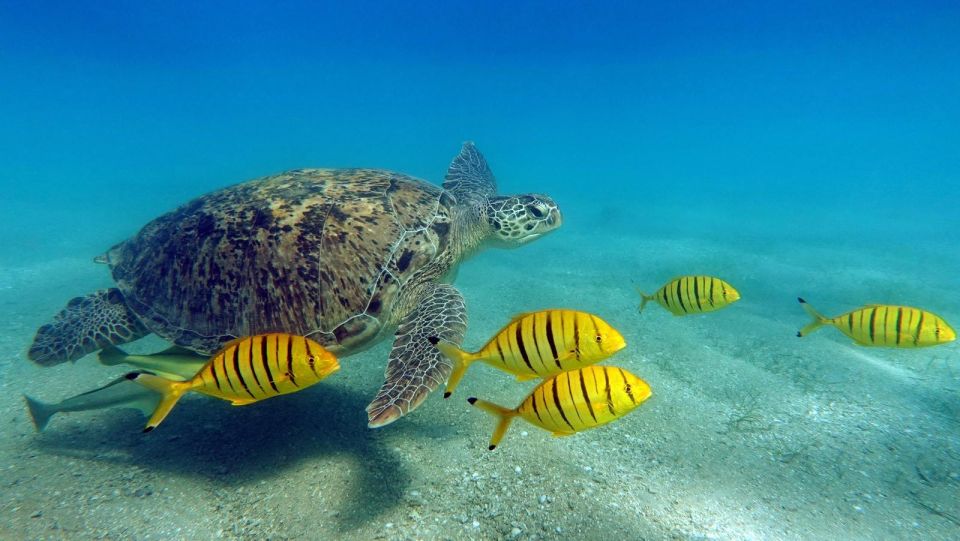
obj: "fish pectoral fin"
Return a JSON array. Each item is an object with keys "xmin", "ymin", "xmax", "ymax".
[
  {"xmin": 514, "ymin": 373, "xmax": 539, "ymax": 382},
  {"xmin": 551, "ymin": 430, "xmax": 576, "ymax": 438},
  {"xmin": 230, "ymin": 398, "xmax": 258, "ymax": 406}
]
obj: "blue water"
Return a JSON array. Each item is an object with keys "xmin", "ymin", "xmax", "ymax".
[{"xmin": 2, "ymin": 2, "xmax": 959, "ymax": 539}]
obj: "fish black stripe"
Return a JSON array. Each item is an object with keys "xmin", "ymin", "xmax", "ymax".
[
  {"xmin": 305, "ymin": 340, "xmax": 318, "ymax": 375},
  {"xmin": 264, "ymin": 335, "xmax": 280, "ymax": 393},
  {"xmin": 287, "ymin": 337, "xmax": 299, "ymax": 387},
  {"xmin": 546, "ymin": 311, "xmax": 560, "ymax": 367},
  {"xmin": 247, "ymin": 336, "xmax": 264, "ymax": 395},
  {"xmin": 565, "ymin": 372, "xmax": 586, "ymax": 427},
  {"xmin": 550, "ymin": 378, "xmax": 576, "ymax": 431},
  {"xmin": 619, "ymin": 368, "xmax": 636, "ymax": 404},
  {"xmin": 495, "ymin": 335, "xmax": 506, "ymax": 365},
  {"xmin": 895, "ymin": 308, "xmax": 903, "ymax": 345},
  {"xmin": 578, "ymin": 369, "xmax": 597, "ymax": 422},
  {"xmin": 708, "ymin": 278, "xmax": 716, "ymax": 307},
  {"xmin": 675, "ymin": 279, "xmax": 687, "ymax": 313},
  {"xmin": 529, "ymin": 389, "xmax": 544, "ymax": 423},
  {"xmin": 603, "ymin": 367, "xmax": 615, "ymax": 415},
  {"xmin": 233, "ymin": 342, "xmax": 254, "ymax": 398},
  {"xmin": 530, "ymin": 314, "xmax": 543, "ymax": 369},
  {"xmin": 868, "ymin": 307, "xmax": 877, "ymax": 344},
  {"xmin": 914, "ymin": 312, "xmax": 924, "ymax": 346},
  {"xmin": 660, "ymin": 287, "xmax": 670, "ymax": 308},
  {"xmin": 573, "ymin": 316, "xmax": 581, "ymax": 361},
  {"xmin": 210, "ymin": 356, "xmax": 223, "ymax": 391},
  {"xmin": 250, "ymin": 336, "xmax": 266, "ymax": 393},
  {"xmin": 693, "ymin": 276, "xmax": 702, "ymax": 311},
  {"xmin": 881, "ymin": 307, "xmax": 891, "ymax": 346},
  {"xmin": 515, "ymin": 323, "xmax": 535, "ymax": 373},
  {"xmin": 222, "ymin": 347, "xmax": 238, "ymax": 394},
  {"xmin": 847, "ymin": 313, "xmax": 854, "ymax": 334}
]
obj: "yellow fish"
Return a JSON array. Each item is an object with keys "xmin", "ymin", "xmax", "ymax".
[
  {"xmin": 468, "ymin": 365, "xmax": 651, "ymax": 450},
  {"xmin": 131, "ymin": 333, "xmax": 340, "ymax": 431},
  {"xmin": 638, "ymin": 275, "xmax": 740, "ymax": 315},
  {"xmin": 431, "ymin": 309, "xmax": 626, "ymax": 398},
  {"xmin": 797, "ymin": 298, "xmax": 956, "ymax": 347}
]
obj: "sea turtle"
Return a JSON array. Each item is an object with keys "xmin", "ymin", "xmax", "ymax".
[{"xmin": 27, "ymin": 143, "xmax": 562, "ymax": 427}]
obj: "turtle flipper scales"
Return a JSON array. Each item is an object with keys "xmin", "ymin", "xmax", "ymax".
[
  {"xmin": 366, "ymin": 283, "xmax": 467, "ymax": 428},
  {"xmin": 28, "ymin": 288, "xmax": 149, "ymax": 366}
]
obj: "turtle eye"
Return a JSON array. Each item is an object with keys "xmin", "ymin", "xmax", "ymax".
[{"xmin": 529, "ymin": 205, "xmax": 544, "ymax": 218}]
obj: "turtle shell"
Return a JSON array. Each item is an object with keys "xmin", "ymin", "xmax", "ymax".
[{"xmin": 106, "ymin": 168, "xmax": 457, "ymax": 354}]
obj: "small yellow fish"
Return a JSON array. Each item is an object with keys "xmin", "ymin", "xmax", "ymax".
[
  {"xmin": 468, "ymin": 365, "xmax": 651, "ymax": 450},
  {"xmin": 638, "ymin": 276, "xmax": 740, "ymax": 315},
  {"xmin": 432, "ymin": 310, "xmax": 626, "ymax": 398},
  {"xmin": 131, "ymin": 333, "xmax": 339, "ymax": 431},
  {"xmin": 797, "ymin": 298, "xmax": 956, "ymax": 347}
]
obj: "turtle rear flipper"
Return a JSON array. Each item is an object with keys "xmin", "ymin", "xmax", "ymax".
[
  {"xmin": 28, "ymin": 288, "xmax": 149, "ymax": 366},
  {"xmin": 366, "ymin": 283, "xmax": 467, "ymax": 428}
]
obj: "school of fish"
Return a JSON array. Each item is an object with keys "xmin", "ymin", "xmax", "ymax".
[{"xmin": 22, "ymin": 269, "xmax": 956, "ymax": 454}]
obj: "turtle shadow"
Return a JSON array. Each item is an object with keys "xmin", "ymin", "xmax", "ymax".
[{"xmin": 31, "ymin": 382, "xmax": 438, "ymax": 532}]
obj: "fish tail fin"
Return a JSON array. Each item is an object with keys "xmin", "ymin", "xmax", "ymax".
[
  {"xmin": 636, "ymin": 287, "xmax": 653, "ymax": 313},
  {"xmin": 797, "ymin": 297, "xmax": 829, "ymax": 337},
  {"xmin": 467, "ymin": 397, "xmax": 518, "ymax": 451},
  {"xmin": 430, "ymin": 336, "xmax": 475, "ymax": 399},
  {"xmin": 129, "ymin": 373, "xmax": 189, "ymax": 432},
  {"xmin": 98, "ymin": 345, "xmax": 130, "ymax": 366},
  {"xmin": 23, "ymin": 395, "xmax": 54, "ymax": 432}
]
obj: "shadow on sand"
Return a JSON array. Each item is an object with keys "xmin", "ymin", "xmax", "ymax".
[{"xmin": 31, "ymin": 382, "xmax": 437, "ymax": 532}]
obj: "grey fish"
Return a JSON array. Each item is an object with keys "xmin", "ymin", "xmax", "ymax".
[
  {"xmin": 24, "ymin": 346, "xmax": 207, "ymax": 431},
  {"xmin": 25, "ymin": 373, "xmax": 161, "ymax": 431},
  {"xmin": 97, "ymin": 345, "xmax": 207, "ymax": 380}
]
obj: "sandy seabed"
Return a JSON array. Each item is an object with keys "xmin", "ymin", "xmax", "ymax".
[{"xmin": 2, "ymin": 227, "xmax": 959, "ymax": 541}]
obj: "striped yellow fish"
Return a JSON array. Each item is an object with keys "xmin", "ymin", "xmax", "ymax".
[
  {"xmin": 431, "ymin": 310, "xmax": 626, "ymax": 398},
  {"xmin": 468, "ymin": 365, "xmax": 651, "ymax": 450},
  {"xmin": 797, "ymin": 298, "xmax": 956, "ymax": 348},
  {"xmin": 131, "ymin": 333, "xmax": 340, "ymax": 431},
  {"xmin": 638, "ymin": 275, "xmax": 740, "ymax": 315}
]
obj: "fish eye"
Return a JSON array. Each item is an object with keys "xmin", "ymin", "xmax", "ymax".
[
  {"xmin": 624, "ymin": 384, "xmax": 632, "ymax": 394},
  {"xmin": 595, "ymin": 334, "xmax": 602, "ymax": 343}
]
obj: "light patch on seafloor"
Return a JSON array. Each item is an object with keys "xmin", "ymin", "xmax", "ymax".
[{"xmin": 839, "ymin": 346, "xmax": 922, "ymax": 382}]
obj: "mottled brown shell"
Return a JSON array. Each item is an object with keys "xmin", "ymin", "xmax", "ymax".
[{"xmin": 106, "ymin": 169, "xmax": 456, "ymax": 354}]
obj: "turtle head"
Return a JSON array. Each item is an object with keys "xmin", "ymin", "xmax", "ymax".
[{"xmin": 485, "ymin": 194, "xmax": 562, "ymax": 247}]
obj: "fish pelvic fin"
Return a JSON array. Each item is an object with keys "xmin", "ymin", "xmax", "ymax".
[
  {"xmin": 431, "ymin": 337, "xmax": 475, "ymax": 399},
  {"xmin": 467, "ymin": 397, "xmax": 519, "ymax": 451},
  {"xmin": 797, "ymin": 297, "xmax": 830, "ymax": 337},
  {"xmin": 130, "ymin": 373, "xmax": 191, "ymax": 432},
  {"xmin": 636, "ymin": 287, "xmax": 653, "ymax": 313},
  {"xmin": 23, "ymin": 395, "xmax": 54, "ymax": 432}
]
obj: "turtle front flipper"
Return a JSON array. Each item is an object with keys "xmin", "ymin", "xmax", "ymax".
[
  {"xmin": 28, "ymin": 288, "xmax": 149, "ymax": 366},
  {"xmin": 366, "ymin": 283, "xmax": 467, "ymax": 428}
]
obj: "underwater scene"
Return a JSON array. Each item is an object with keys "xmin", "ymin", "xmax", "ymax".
[{"xmin": 1, "ymin": 2, "xmax": 959, "ymax": 540}]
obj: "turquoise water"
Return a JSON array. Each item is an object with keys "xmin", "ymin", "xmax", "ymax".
[{"xmin": 2, "ymin": 2, "xmax": 959, "ymax": 540}]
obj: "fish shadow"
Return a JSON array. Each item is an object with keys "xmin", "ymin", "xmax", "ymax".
[{"xmin": 32, "ymin": 381, "xmax": 436, "ymax": 532}]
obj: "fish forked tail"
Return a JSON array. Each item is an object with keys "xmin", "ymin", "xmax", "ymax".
[
  {"xmin": 429, "ymin": 336, "xmax": 475, "ymax": 399},
  {"xmin": 23, "ymin": 395, "xmax": 55, "ymax": 432},
  {"xmin": 467, "ymin": 397, "xmax": 519, "ymax": 451},
  {"xmin": 127, "ymin": 372, "xmax": 190, "ymax": 432},
  {"xmin": 797, "ymin": 297, "xmax": 829, "ymax": 337},
  {"xmin": 636, "ymin": 287, "xmax": 653, "ymax": 313}
]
